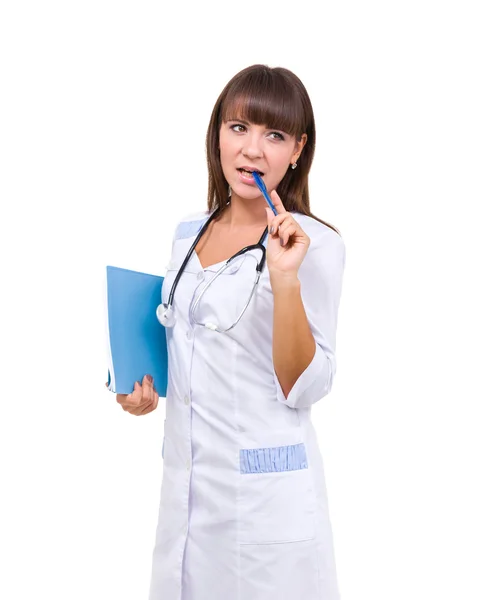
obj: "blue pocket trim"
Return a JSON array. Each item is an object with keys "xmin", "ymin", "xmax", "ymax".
[
  {"xmin": 175, "ymin": 220, "xmax": 206, "ymax": 240},
  {"xmin": 240, "ymin": 443, "xmax": 308, "ymax": 474}
]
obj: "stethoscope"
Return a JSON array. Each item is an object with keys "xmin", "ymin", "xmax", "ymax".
[{"xmin": 156, "ymin": 206, "xmax": 269, "ymax": 334}]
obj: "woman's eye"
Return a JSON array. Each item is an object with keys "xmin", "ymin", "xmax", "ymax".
[
  {"xmin": 231, "ymin": 124, "xmax": 246, "ymax": 132},
  {"xmin": 269, "ymin": 131, "xmax": 285, "ymax": 141}
]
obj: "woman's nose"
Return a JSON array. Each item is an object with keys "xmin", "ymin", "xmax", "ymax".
[{"xmin": 241, "ymin": 132, "xmax": 264, "ymax": 159}]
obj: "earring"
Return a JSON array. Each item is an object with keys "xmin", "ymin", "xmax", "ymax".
[
  {"xmin": 291, "ymin": 162, "xmax": 298, "ymax": 170},
  {"xmin": 228, "ymin": 185, "xmax": 232, "ymax": 197}
]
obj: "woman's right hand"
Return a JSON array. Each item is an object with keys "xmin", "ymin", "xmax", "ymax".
[{"xmin": 113, "ymin": 374, "xmax": 159, "ymax": 416}]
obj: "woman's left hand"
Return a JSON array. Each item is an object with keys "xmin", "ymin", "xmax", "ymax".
[{"xmin": 265, "ymin": 190, "xmax": 310, "ymax": 277}]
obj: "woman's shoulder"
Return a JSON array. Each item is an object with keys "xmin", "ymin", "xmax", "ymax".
[
  {"xmin": 173, "ymin": 210, "xmax": 211, "ymax": 241},
  {"xmin": 293, "ymin": 212, "xmax": 346, "ymax": 273},
  {"xmin": 293, "ymin": 212, "xmax": 345, "ymax": 249}
]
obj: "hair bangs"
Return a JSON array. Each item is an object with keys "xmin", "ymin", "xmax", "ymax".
[{"xmin": 220, "ymin": 72, "xmax": 305, "ymax": 138}]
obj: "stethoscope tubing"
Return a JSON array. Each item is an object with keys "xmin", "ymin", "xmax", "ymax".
[{"xmin": 158, "ymin": 207, "xmax": 269, "ymax": 328}]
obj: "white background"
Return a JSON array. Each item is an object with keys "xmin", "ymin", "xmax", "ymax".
[{"xmin": 1, "ymin": 1, "xmax": 502, "ymax": 599}]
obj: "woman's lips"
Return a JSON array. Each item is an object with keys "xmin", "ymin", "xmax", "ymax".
[{"xmin": 237, "ymin": 168, "xmax": 262, "ymax": 185}]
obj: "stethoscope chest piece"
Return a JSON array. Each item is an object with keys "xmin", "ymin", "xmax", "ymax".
[{"xmin": 156, "ymin": 303, "xmax": 176, "ymax": 328}]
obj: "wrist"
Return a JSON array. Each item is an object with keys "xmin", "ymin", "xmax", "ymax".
[{"xmin": 269, "ymin": 270, "xmax": 300, "ymax": 293}]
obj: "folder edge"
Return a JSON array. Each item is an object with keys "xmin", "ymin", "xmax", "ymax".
[{"xmin": 104, "ymin": 267, "xmax": 117, "ymax": 393}]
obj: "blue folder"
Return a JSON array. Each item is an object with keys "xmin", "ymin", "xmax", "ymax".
[{"xmin": 105, "ymin": 265, "xmax": 168, "ymax": 397}]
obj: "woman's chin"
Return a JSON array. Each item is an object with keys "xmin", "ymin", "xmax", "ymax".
[{"xmin": 231, "ymin": 182, "xmax": 263, "ymax": 200}]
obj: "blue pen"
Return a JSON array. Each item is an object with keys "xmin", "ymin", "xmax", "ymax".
[{"xmin": 252, "ymin": 171, "xmax": 278, "ymax": 216}]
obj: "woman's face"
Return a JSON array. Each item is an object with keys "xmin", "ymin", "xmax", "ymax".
[{"xmin": 218, "ymin": 117, "xmax": 307, "ymax": 201}]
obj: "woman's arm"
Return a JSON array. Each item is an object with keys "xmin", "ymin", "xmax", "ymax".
[
  {"xmin": 270, "ymin": 273, "xmax": 316, "ymax": 399},
  {"xmin": 267, "ymin": 227, "xmax": 346, "ymax": 410},
  {"xmin": 264, "ymin": 192, "xmax": 346, "ymax": 409}
]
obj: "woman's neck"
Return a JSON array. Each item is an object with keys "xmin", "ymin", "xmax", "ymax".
[{"xmin": 217, "ymin": 193, "xmax": 269, "ymax": 231}]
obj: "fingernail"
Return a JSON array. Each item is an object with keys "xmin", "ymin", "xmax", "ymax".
[
  {"xmin": 270, "ymin": 225, "xmax": 274, "ymax": 234},
  {"xmin": 147, "ymin": 374, "xmax": 153, "ymax": 383},
  {"xmin": 280, "ymin": 238, "xmax": 284, "ymax": 246}
]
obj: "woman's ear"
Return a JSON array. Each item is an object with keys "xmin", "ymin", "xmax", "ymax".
[
  {"xmin": 295, "ymin": 133, "xmax": 307, "ymax": 156},
  {"xmin": 293, "ymin": 133, "xmax": 308, "ymax": 162}
]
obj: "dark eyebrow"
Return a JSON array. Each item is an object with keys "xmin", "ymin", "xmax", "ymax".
[
  {"xmin": 227, "ymin": 118, "xmax": 288, "ymax": 135},
  {"xmin": 227, "ymin": 118, "xmax": 250, "ymax": 125}
]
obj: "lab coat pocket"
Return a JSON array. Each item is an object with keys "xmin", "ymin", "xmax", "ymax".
[{"xmin": 237, "ymin": 441, "xmax": 316, "ymax": 545}]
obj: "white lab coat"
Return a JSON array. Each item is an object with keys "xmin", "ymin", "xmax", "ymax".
[{"xmin": 148, "ymin": 209, "xmax": 346, "ymax": 600}]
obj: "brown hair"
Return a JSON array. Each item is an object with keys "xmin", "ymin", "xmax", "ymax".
[{"xmin": 205, "ymin": 64, "xmax": 341, "ymax": 235}]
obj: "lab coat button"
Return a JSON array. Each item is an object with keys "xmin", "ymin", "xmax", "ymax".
[
  {"xmin": 184, "ymin": 396, "xmax": 190, "ymax": 405},
  {"xmin": 186, "ymin": 460, "xmax": 191, "ymax": 471},
  {"xmin": 186, "ymin": 330, "xmax": 193, "ymax": 340},
  {"xmin": 197, "ymin": 271, "xmax": 204, "ymax": 280}
]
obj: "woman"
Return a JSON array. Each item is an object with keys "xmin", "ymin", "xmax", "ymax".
[{"xmin": 117, "ymin": 64, "xmax": 346, "ymax": 600}]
